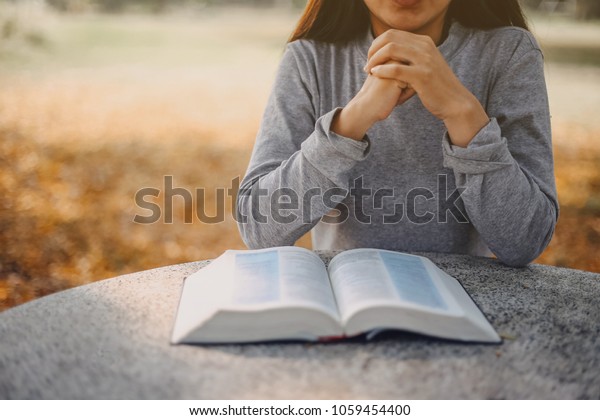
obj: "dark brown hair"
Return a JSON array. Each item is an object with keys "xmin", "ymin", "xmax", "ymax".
[{"xmin": 289, "ymin": 0, "xmax": 529, "ymax": 43}]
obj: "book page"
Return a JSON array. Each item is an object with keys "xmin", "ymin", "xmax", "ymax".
[
  {"xmin": 378, "ymin": 251, "xmax": 447, "ymax": 311},
  {"xmin": 328, "ymin": 249, "xmax": 397, "ymax": 320},
  {"xmin": 232, "ymin": 250, "xmax": 281, "ymax": 305},
  {"xmin": 278, "ymin": 248, "xmax": 339, "ymax": 315},
  {"xmin": 329, "ymin": 249, "xmax": 452, "ymax": 322},
  {"xmin": 327, "ymin": 249, "xmax": 499, "ymax": 343},
  {"xmin": 171, "ymin": 247, "xmax": 342, "ymax": 343},
  {"xmin": 170, "ymin": 254, "xmax": 236, "ymax": 343},
  {"xmin": 230, "ymin": 247, "xmax": 339, "ymax": 319}
]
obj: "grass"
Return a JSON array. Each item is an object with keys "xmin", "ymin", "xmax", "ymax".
[{"xmin": 1, "ymin": 8, "xmax": 599, "ymax": 311}]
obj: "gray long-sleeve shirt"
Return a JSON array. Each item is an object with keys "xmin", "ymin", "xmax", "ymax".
[{"xmin": 236, "ymin": 22, "xmax": 558, "ymax": 267}]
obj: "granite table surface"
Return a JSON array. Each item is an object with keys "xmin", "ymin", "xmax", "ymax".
[{"xmin": 0, "ymin": 252, "xmax": 598, "ymax": 399}]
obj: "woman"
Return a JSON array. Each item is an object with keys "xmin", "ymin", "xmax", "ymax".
[{"xmin": 236, "ymin": 0, "xmax": 558, "ymax": 267}]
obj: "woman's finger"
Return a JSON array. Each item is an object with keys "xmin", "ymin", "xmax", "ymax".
[
  {"xmin": 367, "ymin": 29, "xmax": 413, "ymax": 59},
  {"xmin": 396, "ymin": 80, "xmax": 408, "ymax": 89},
  {"xmin": 367, "ymin": 30, "xmax": 393, "ymax": 59},
  {"xmin": 367, "ymin": 29, "xmax": 431, "ymax": 60},
  {"xmin": 396, "ymin": 87, "xmax": 416, "ymax": 106},
  {"xmin": 370, "ymin": 62, "xmax": 416, "ymax": 84},
  {"xmin": 365, "ymin": 43, "xmax": 417, "ymax": 73}
]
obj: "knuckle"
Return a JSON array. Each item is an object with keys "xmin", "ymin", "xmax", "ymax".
[
  {"xmin": 384, "ymin": 43, "xmax": 397, "ymax": 55},
  {"xmin": 418, "ymin": 35, "xmax": 434, "ymax": 49},
  {"xmin": 373, "ymin": 43, "xmax": 392, "ymax": 62},
  {"xmin": 383, "ymin": 29, "xmax": 397, "ymax": 39}
]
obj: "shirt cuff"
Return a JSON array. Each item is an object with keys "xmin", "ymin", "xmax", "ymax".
[
  {"xmin": 301, "ymin": 108, "xmax": 371, "ymax": 185},
  {"xmin": 442, "ymin": 118, "xmax": 513, "ymax": 175}
]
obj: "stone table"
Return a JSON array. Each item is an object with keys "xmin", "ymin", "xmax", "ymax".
[{"xmin": 0, "ymin": 252, "xmax": 598, "ymax": 399}]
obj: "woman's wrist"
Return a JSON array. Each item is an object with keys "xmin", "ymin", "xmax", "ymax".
[
  {"xmin": 443, "ymin": 95, "xmax": 490, "ymax": 148},
  {"xmin": 331, "ymin": 101, "xmax": 377, "ymax": 141}
]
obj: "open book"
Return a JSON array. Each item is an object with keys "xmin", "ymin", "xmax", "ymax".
[{"xmin": 171, "ymin": 247, "xmax": 500, "ymax": 344}]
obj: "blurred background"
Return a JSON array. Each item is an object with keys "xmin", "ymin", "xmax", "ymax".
[{"xmin": 1, "ymin": 0, "xmax": 599, "ymax": 311}]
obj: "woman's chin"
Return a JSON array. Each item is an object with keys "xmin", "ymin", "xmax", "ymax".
[
  {"xmin": 382, "ymin": 19, "xmax": 426, "ymax": 34},
  {"xmin": 392, "ymin": 0, "xmax": 421, "ymax": 8}
]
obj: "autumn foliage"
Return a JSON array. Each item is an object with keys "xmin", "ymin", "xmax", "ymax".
[{"xmin": 1, "ymin": 8, "xmax": 598, "ymax": 311}]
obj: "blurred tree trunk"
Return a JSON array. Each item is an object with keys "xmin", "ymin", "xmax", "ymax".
[
  {"xmin": 521, "ymin": 0, "xmax": 544, "ymax": 9},
  {"xmin": 97, "ymin": 0, "xmax": 125, "ymax": 13},
  {"xmin": 575, "ymin": 0, "xmax": 600, "ymax": 19},
  {"xmin": 45, "ymin": 0, "xmax": 91, "ymax": 12}
]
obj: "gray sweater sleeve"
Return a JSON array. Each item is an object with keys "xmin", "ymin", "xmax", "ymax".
[
  {"xmin": 236, "ymin": 45, "xmax": 370, "ymax": 248},
  {"xmin": 442, "ymin": 47, "xmax": 558, "ymax": 267}
]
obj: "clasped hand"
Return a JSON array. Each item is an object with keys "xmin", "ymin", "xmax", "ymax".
[
  {"xmin": 367, "ymin": 29, "xmax": 471, "ymax": 122},
  {"xmin": 333, "ymin": 29, "xmax": 489, "ymax": 147}
]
